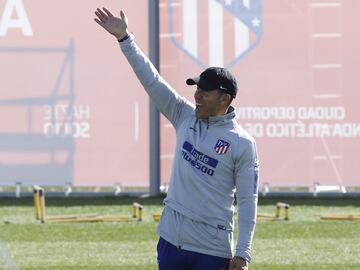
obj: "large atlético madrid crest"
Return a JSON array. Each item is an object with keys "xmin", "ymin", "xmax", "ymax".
[{"xmin": 168, "ymin": 0, "xmax": 263, "ymax": 68}]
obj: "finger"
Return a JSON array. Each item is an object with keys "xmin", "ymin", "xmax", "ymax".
[
  {"xmin": 120, "ymin": 10, "xmax": 126, "ymax": 20},
  {"xmin": 94, "ymin": 18, "xmax": 106, "ymax": 29},
  {"xmin": 103, "ymin": 7, "xmax": 114, "ymax": 17},
  {"xmin": 97, "ymin": 8, "xmax": 108, "ymax": 20},
  {"xmin": 95, "ymin": 12, "xmax": 108, "ymax": 24},
  {"xmin": 94, "ymin": 11, "xmax": 105, "ymax": 23},
  {"xmin": 95, "ymin": 10, "xmax": 107, "ymax": 22}
]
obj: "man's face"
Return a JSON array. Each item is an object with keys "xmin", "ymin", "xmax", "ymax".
[{"xmin": 194, "ymin": 87, "xmax": 225, "ymax": 119}]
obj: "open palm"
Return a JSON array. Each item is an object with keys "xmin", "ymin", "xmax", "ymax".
[{"xmin": 94, "ymin": 8, "xmax": 129, "ymax": 40}]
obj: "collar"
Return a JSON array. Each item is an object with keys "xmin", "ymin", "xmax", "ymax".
[{"xmin": 201, "ymin": 106, "xmax": 236, "ymax": 125}]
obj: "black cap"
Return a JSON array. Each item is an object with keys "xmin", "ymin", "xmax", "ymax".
[{"xmin": 186, "ymin": 67, "xmax": 238, "ymax": 98}]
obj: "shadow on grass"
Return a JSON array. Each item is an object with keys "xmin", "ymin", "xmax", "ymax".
[
  {"xmin": 0, "ymin": 196, "xmax": 166, "ymax": 207},
  {"xmin": 258, "ymin": 196, "xmax": 360, "ymax": 206},
  {"xmin": 1, "ymin": 195, "xmax": 359, "ymax": 207}
]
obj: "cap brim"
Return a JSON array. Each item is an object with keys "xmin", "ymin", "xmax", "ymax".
[{"xmin": 186, "ymin": 77, "xmax": 199, "ymax": 86}]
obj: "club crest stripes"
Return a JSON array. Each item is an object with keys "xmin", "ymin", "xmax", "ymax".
[
  {"xmin": 214, "ymin": 139, "xmax": 230, "ymax": 154},
  {"xmin": 171, "ymin": 0, "xmax": 255, "ymax": 67}
]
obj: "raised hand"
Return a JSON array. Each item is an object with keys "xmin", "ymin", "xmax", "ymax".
[{"xmin": 94, "ymin": 8, "xmax": 129, "ymax": 40}]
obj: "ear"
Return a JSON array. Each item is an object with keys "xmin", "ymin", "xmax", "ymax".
[{"xmin": 220, "ymin": 93, "xmax": 232, "ymax": 106}]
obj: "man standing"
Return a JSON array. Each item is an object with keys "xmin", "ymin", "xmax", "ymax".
[{"xmin": 95, "ymin": 7, "xmax": 259, "ymax": 270}]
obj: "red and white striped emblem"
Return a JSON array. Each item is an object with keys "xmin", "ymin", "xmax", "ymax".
[
  {"xmin": 168, "ymin": 0, "xmax": 263, "ymax": 68},
  {"xmin": 214, "ymin": 139, "xmax": 230, "ymax": 154}
]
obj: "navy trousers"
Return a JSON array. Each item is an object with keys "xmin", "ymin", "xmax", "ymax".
[{"xmin": 157, "ymin": 237, "xmax": 230, "ymax": 270}]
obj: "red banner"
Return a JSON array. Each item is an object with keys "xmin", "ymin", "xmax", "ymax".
[
  {"xmin": 0, "ymin": 0, "xmax": 149, "ymax": 186},
  {"xmin": 159, "ymin": 0, "xmax": 360, "ymax": 188},
  {"xmin": 1, "ymin": 0, "xmax": 359, "ymax": 188}
]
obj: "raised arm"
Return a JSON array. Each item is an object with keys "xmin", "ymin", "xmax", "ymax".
[{"xmin": 94, "ymin": 8, "xmax": 194, "ymax": 128}]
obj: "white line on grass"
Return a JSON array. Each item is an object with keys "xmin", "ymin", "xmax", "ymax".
[{"xmin": 0, "ymin": 241, "xmax": 18, "ymax": 270}]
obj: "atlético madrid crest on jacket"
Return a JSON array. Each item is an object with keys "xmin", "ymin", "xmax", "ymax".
[
  {"xmin": 168, "ymin": 0, "xmax": 263, "ymax": 68},
  {"xmin": 214, "ymin": 139, "xmax": 230, "ymax": 155}
]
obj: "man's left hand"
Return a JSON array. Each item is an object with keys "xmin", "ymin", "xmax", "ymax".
[{"xmin": 228, "ymin": 256, "xmax": 248, "ymax": 270}]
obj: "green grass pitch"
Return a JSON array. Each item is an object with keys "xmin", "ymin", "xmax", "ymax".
[{"xmin": 0, "ymin": 196, "xmax": 360, "ymax": 269}]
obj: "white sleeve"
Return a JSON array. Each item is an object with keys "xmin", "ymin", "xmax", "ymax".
[
  {"xmin": 119, "ymin": 34, "xmax": 194, "ymax": 128},
  {"xmin": 234, "ymin": 140, "xmax": 259, "ymax": 262}
]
